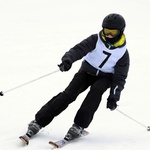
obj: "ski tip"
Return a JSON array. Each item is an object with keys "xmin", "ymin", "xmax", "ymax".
[
  {"xmin": 49, "ymin": 141, "xmax": 59, "ymax": 148},
  {"xmin": 19, "ymin": 136, "xmax": 29, "ymax": 145}
]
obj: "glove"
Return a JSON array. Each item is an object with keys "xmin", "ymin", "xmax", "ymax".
[
  {"xmin": 0, "ymin": 91, "xmax": 4, "ymax": 96},
  {"xmin": 107, "ymin": 95, "xmax": 118, "ymax": 111},
  {"xmin": 58, "ymin": 60, "xmax": 72, "ymax": 72},
  {"xmin": 107, "ymin": 85, "xmax": 121, "ymax": 111}
]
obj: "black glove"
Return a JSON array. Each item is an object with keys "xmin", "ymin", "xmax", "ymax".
[
  {"xmin": 107, "ymin": 85, "xmax": 122, "ymax": 110},
  {"xmin": 58, "ymin": 60, "xmax": 72, "ymax": 72},
  {"xmin": 0, "ymin": 91, "xmax": 4, "ymax": 96},
  {"xmin": 107, "ymin": 95, "xmax": 118, "ymax": 111}
]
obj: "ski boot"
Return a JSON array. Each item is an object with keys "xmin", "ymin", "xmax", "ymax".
[
  {"xmin": 19, "ymin": 120, "xmax": 42, "ymax": 145},
  {"xmin": 64, "ymin": 124, "xmax": 84, "ymax": 141}
]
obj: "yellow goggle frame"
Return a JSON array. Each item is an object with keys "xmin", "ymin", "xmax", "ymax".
[{"xmin": 103, "ymin": 28, "xmax": 120, "ymax": 37}]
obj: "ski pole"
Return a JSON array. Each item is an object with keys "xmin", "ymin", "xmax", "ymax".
[
  {"xmin": 0, "ymin": 69, "xmax": 60, "ymax": 96},
  {"xmin": 116, "ymin": 108, "xmax": 150, "ymax": 131}
]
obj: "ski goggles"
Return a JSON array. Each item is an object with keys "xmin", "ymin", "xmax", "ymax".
[{"xmin": 103, "ymin": 28, "xmax": 120, "ymax": 37}]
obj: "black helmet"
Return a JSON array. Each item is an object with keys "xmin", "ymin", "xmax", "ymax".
[{"xmin": 102, "ymin": 13, "xmax": 126, "ymax": 31}]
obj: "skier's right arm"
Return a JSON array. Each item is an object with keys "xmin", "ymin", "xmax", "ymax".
[{"xmin": 58, "ymin": 34, "xmax": 98, "ymax": 72}]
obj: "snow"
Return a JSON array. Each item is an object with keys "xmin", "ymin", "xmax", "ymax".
[{"xmin": 0, "ymin": 0, "xmax": 150, "ymax": 149}]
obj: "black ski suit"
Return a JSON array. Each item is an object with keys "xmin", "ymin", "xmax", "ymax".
[{"xmin": 35, "ymin": 32, "xmax": 130, "ymax": 128}]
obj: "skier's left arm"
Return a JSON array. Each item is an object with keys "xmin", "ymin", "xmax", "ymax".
[{"xmin": 107, "ymin": 50, "xmax": 130, "ymax": 110}]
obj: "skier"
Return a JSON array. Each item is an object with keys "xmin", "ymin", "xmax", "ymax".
[{"xmin": 20, "ymin": 13, "xmax": 130, "ymax": 144}]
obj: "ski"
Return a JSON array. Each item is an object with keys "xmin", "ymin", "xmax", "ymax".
[
  {"xmin": 19, "ymin": 135, "xmax": 30, "ymax": 145},
  {"xmin": 49, "ymin": 139, "xmax": 68, "ymax": 148},
  {"xmin": 49, "ymin": 130, "xmax": 89, "ymax": 149}
]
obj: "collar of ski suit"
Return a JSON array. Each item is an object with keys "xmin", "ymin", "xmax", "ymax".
[{"xmin": 100, "ymin": 31, "xmax": 126, "ymax": 48}]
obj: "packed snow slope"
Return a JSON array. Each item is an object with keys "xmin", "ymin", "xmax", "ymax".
[{"xmin": 0, "ymin": 0, "xmax": 150, "ymax": 150}]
